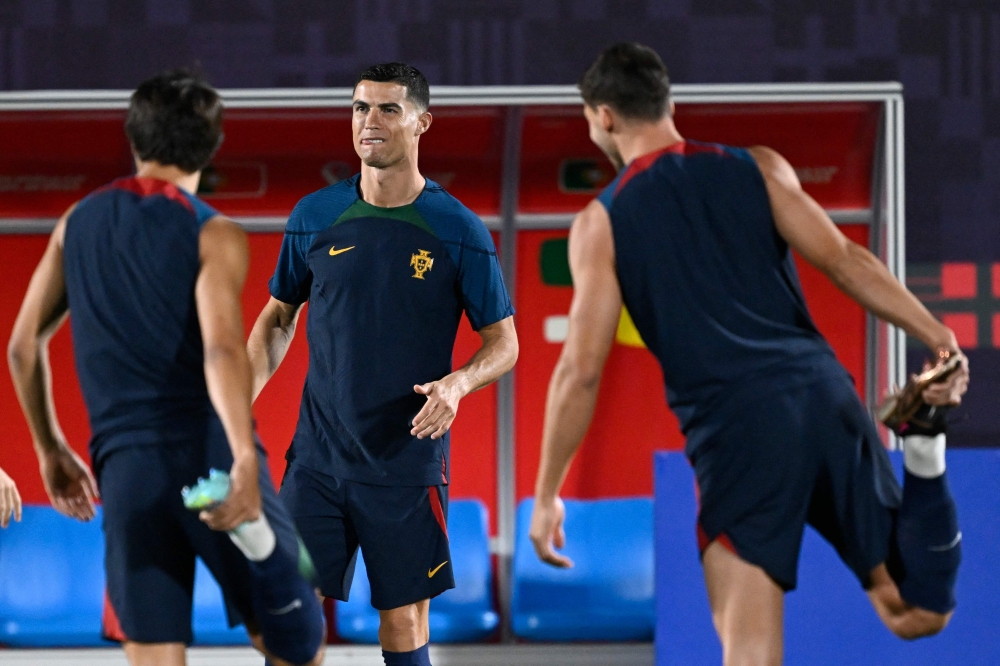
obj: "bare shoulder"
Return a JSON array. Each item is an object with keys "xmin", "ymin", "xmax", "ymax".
[
  {"xmin": 569, "ymin": 198, "xmax": 615, "ymax": 266},
  {"xmin": 200, "ymin": 215, "xmax": 247, "ymax": 246},
  {"xmin": 51, "ymin": 202, "xmax": 80, "ymax": 248},
  {"xmin": 199, "ymin": 216, "xmax": 249, "ymax": 264},
  {"xmin": 570, "ymin": 199, "xmax": 612, "ymax": 240},
  {"xmin": 747, "ymin": 145, "xmax": 800, "ymax": 190}
]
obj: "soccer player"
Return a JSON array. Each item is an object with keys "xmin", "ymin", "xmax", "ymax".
[
  {"xmin": 529, "ymin": 43, "xmax": 968, "ymax": 665},
  {"xmin": 0, "ymin": 467, "xmax": 20, "ymax": 528},
  {"xmin": 8, "ymin": 70, "xmax": 324, "ymax": 666},
  {"xmin": 248, "ymin": 63, "xmax": 518, "ymax": 666}
]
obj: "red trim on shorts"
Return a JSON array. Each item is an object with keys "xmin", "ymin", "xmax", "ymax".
[
  {"xmin": 441, "ymin": 454, "xmax": 448, "ymax": 485},
  {"xmin": 696, "ymin": 523, "xmax": 738, "ymax": 557},
  {"xmin": 97, "ymin": 176, "xmax": 195, "ymax": 213},
  {"xmin": 693, "ymin": 472, "xmax": 737, "ymax": 556},
  {"xmin": 102, "ymin": 590, "xmax": 127, "ymax": 642},
  {"xmin": 697, "ymin": 522, "xmax": 710, "ymax": 552},
  {"xmin": 615, "ymin": 140, "xmax": 727, "ymax": 195},
  {"xmin": 428, "ymin": 486, "xmax": 449, "ymax": 541}
]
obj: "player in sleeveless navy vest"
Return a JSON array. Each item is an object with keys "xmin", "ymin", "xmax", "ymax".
[
  {"xmin": 248, "ymin": 64, "xmax": 517, "ymax": 666},
  {"xmin": 8, "ymin": 71, "xmax": 324, "ymax": 666},
  {"xmin": 529, "ymin": 44, "xmax": 969, "ymax": 664}
]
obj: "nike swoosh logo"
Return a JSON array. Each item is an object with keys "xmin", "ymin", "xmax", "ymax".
[
  {"xmin": 928, "ymin": 531, "xmax": 962, "ymax": 552},
  {"xmin": 329, "ymin": 245, "xmax": 355, "ymax": 256},
  {"xmin": 267, "ymin": 598, "xmax": 303, "ymax": 615},
  {"xmin": 428, "ymin": 561, "xmax": 448, "ymax": 578}
]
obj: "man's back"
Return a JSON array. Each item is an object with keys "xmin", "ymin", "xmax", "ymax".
[
  {"xmin": 599, "ymin": 140, "xmax": 838, "ymax": 435},
  {"xmin": 63, "ymin": 176, "xmax": 220, "ymax": 461}
]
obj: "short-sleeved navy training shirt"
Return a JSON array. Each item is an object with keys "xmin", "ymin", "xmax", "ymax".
[{"xmin": 269, "ymin": 175, "xmax": 514, "ymax": 486}]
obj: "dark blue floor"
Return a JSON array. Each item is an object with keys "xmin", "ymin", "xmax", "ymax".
[{"xmin": 655, "ymin": 449, "xmax": 1000, "ymax": 665}]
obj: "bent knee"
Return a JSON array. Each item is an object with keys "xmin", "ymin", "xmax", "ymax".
[
  {"xmin": 303, "ymin": 647, "xmax": 326, "ymax": 666},
  {"xmin": 380, "ymin": 611, "xmax": 420, "ymax": 635},
  {"xmin": 886, "ymin": 609, "xmax": 951, "ymax": 640},
  {"xmin": 249, "ymin": 629, "xmax": 326, "ymax": 666}
]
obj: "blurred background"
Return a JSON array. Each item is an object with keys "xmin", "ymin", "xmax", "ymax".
[
  {"xmin": 2, "ymin": 0, "xmax": 996, "ymax": 446},
  {"xmin": 0, "ymin": 2, "xmax": 997, "ymax": 663}
]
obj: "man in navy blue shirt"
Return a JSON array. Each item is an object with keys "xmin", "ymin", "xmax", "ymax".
[
  {"xmin": 530, "ymin": 43, "xmax": 968, "ymax": 665},
  {"xmin": 9, "ymin": 70, "xmax": 324, "ymax": 666},
  {"xmin": 248, "ymin": 63, "xmax": 517, "ymax": 666}
]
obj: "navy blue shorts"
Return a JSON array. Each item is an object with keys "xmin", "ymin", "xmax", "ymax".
[
  {"xmin": 689, "ymin": 373, "xmax": 902, "ymax": 591},
  {"xmin": 280, "ymin": 462, "xmax": 454, "ymax": 610},
  {"xmin": 95, "ymin": 426, "xmax": 299, "ymax": 644}
]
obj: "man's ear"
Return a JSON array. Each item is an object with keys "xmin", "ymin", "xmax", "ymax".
[
  {"xmin": 416, "ymin": 111, "xmax": 433, "ymax": 136},
  {"xmin": 668, "ymin": 99, "xmax": 676, "ymax": 117},
  {"xmin": 596, "ymin": 105, "xmax": 615, "ymax": 133}
]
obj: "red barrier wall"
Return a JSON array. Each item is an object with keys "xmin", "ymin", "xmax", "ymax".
[
  {"xmin": 0, "ymin": 99, "xmax": 882, "ymax": 529},
  {"xmin": 0, "ymin": 233, "xmax": 497, "ymax": 529}
]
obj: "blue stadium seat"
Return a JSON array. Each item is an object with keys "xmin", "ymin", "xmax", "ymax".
[
  {"xmin": 192, "ymin": 557, "xmax": 250, "ymax": 645},
  {"xmin": 512, "ymin": 497, "xmax": 654, "ymax": 641},
  {"xmin": 0, "ymin": 505, "xmax": 251, "ymax": 646},
  {"xmin": 0, "ymin": 505, "xmax": 110, "ymax": 647},
  {"xmin": 337, "ymin": 499, "xmax": 499, "ymax": 643}
]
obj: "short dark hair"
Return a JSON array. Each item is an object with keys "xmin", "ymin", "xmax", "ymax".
[
  {"xmin": 355, "ymin": 62, "xmax": 430, "ymax": 110},
  {"xmin": 579, "ymin": 43, "xmax": 671, "ymax": 121},
  {"xmin": 125, "ymin": 69, "xmax": 224, "ymax": 174}
]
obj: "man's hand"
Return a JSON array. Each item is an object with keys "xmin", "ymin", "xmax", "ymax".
[
  {"xmin": 39, "ymin": 446, "xmax": 99, "ymax": 522},
  {"xmin": 920, "ymin": 348, "xmax": 969, "ymax": 407},
  {"xmin": 411, "ymin": 375, "xmax": 467, "ymax": 440},
  {"xmin": 200, "ymin": 454, "xmax": 262, "ymax": 531},
  {"xmin": 529, "ymin": 496, "xmax": 574, "ymax": 568},
  {"xmin": 0, "ymin": 467, "xmax": 22, "ymax": 528}
]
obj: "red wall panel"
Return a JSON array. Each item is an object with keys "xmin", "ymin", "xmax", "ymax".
[
  {"xmin": 518, "ymin": 102, "xmax": 881, "ymax": 214},
  {"xmin": 0, "ymin": 108, "xmax": 505, "ymax": 219},
  {"xmin": 1, "ymin": 233, "xmax": 498, "ymax": 526},
  {"xmin": 0, "ymin": 101, "xmax": 879, "ymax": 524}
]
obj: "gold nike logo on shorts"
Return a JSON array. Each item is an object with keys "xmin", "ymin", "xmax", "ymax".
[
  {"xmin": 428, "ymin": 561, "xmax": 448, "ymax": 578},
  {"xmin": 329, "ymin": 245, "xmax": 355, "ymax": 256}
]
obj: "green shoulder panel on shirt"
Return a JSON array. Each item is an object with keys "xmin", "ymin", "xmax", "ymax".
[{"xmin": 334, "ymin": 199, "xmax": 436, "ymax": 236}]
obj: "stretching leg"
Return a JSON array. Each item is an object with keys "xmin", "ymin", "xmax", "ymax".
[{"xmin": 871, "ymin": 406, "xmax": 960, "ymax": 639}]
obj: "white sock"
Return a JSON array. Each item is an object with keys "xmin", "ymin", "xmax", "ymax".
[
  {"xmin": 903, "ymin": 433, "xmax": 946, "ymax": 479},
  {"xmin": 228, "ymin": 513, "xmax": 276, "ymax": 561}
]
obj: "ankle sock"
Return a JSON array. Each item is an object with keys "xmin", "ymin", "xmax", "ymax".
[
  {"xmin": 903, "ymin": 434, "xmax": 946, "ymax": 478},
  {"xmin": 383, "ymin": 642, "xmax": 432, "ymax": 666},
  {"xmin": 228, "ymin": 512, "xmax": 277, "ymax": 561}
]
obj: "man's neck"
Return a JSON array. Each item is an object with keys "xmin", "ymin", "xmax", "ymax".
[
  {"xmin": 615, "ymin": 116, "xmax": 684, "ymax": 167},
  {"xmin": 134, "ymin": 161, "xmax": 201, "ymax": 195},
  {"xmin": 359, "ymin": 157, "xmax": 426, "ymax": 208}
]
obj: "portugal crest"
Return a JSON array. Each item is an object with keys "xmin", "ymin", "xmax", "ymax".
[{"xmin": 410, "ymin": 250, "xmax": 434, "ymax": 279}]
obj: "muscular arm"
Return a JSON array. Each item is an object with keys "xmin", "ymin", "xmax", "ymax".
[
  {"xmin": 750, "ymin": 146, "xmax": 968, "ymax": 404},
  {"xmin": 246, "ymin": 296, "xmax": 303, "ymax": 402},
  {"xmin": 530, "ymin": 200, "xmax": 623, "ymax": 567},
  {"xmin": 8, "ymin": 207, "xmax": 99, "ymax": 521},
  {"xmin": 410, "ymin": 315, "xmax": 518, "ymax": 440},
  {"xmin": 195, "ymin": 218, "xmax": 261, "ymax": 530}
]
